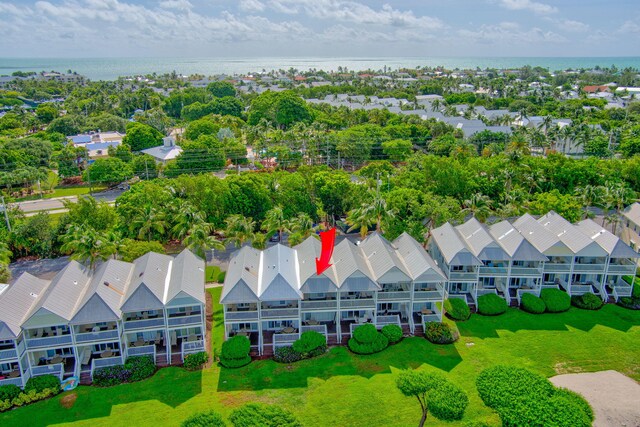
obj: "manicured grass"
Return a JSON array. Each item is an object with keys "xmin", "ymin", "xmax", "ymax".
[
  {"xmin": 1, "ymin": 289, "xmax": 638, "ymax": 427},
  {"xmin": 205, "ymin": 266, "xmax": 225, "ymax": 283}
]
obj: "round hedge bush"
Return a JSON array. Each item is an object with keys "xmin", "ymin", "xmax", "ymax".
[
  {"xmin": 571, "ymin": 292, "xmax": 603, "ymax": 310},
  {"xmin": 181, "ymin": 410, "xmax": 226, "ymax": 427},
  {"xmin": 540, "ymin": 288, "xmax": 571, "ymax": 313},
  {"xmin": 292, "ymin": 330, "xmax": 326, "ymax": 357},
  {"xmin": 220, "ymin": 335, "xmax": 251, "ymax": 368},
  {"xmin": 520, "ymin": 293, "xmax": 546, "ymax": 314},
  {"xmin": 381, "ymin": 324, "xmax": 403, "ymax": 344},
  {"xmin": 24, "ymin": 374, "xmax": 61, "ymax": 393},
  {"xmin": 476, "ymin": 365, "xmax": 555, "ymax": 410},
  {"xmin": 348, "ymin": 324, "xmax": 389, "ymax": 355},
  {"xmin": 477, "ymin": 293, "xmax": 508, "ymax": 316},
  {"xmin": 184, "ymin": 351, "xmax": 209, "ymax": 370},
  {"xmin": 229, "ymin": 403, "xmax": 302, "ymax": 427},
  {"xmin": 424, "ymin": 321, "xmax": 458, "ymax": 344},
  {"xmin": 428, "ymin": 380, "xmax": 469, "ymax": 421},
  {"xmin": 0, "ymin": 384, "xmax": 21, "ymax": 402},
  {"xmin": 499, "ymin": 393, "xmax": 592, "ymax": 427},
  {"xmin": 444, "ymin": 298, "xmax": 471, "ymax": 321}
]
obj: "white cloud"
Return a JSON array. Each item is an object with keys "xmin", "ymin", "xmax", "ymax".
[
  {"xmin": 559, "ymin": 19, "xmax": 589, "ymax": 32},
  {"xmin": 159, "ymin": 0, "xmax": 193, "ymax": 10},
  {"xmin": 499, "ymin": 0, "xmax": 557, "ymax": 15},
  {"xmin": 239, "ymin": 0, "xmax": 265, "ymax": 13},
  {"xmin": 458, "ymin": 23, "xmax": 565, "ymax": 45},
  {"xmin": 619, "ymin": 21, "xmax": 640, "ymax": 34}
]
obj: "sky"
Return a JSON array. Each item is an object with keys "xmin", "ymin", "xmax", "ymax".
[{"xmin": 0, "ymin": 0, "xmax": 639, "ymax": 58}]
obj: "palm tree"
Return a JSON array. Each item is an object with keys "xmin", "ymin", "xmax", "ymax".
[
  {"xmin": 130, "ymin": 205, "xmax": 166, "ymax": 242},
  {"xmin": 362, "ymin": 191, "xmax": 395, "ymax": 233},
  {"xmin": 171, "ymin": 201, "xmax": 204, "ymax": 241},
  {"xmin": 261, "ymin": 205, "xmax": 289, "ymax": 242},
  {"xmin": 346, "ymin": 206, "xmax": 373, "ymax": 239},
  {"xmin": 251, "ymin": 233, "xmax": 268, "ymax": 250},
  {"xmin": 574, "ymin": 185, "xmax": 599, "ymax": 219},
  {"xmin": 462, "ymin": 193, "xmax": 493, "ymax": 222},
  {"xmin": 182, "ymin": 221, "xmax": 224, "ymax": 259},
  {"xmin": 223, "ymin": 214, "xmax": 255, "ymax": 247},
  {"xmin": 288, "ymin": 213, "xmax": 316, "ymax": 240},
  {"xmin": 60, "ymin": 224, "xmax": 115, "ymax": 270}
]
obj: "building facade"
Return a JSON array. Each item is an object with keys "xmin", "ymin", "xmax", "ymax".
[{"xmin": 0, "ymin": 249, "xmax": 205, "ymax": 387}]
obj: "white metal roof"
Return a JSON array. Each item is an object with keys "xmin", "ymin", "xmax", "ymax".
[
  {"xmin": 293, "ymin": 236, "xmax": 339, "ymax": 291},
  {"xmin": 538, "ymin": 211, "xmax": 607, "ymax": 256},
  {"xmin": 430, "ymin": 222, "xmax": 482, "ymax": 265},
  {"xmin": 488, "ymin": 220, "xmax": 548, "ymax": 261},
  {"xmin": 0, "ymin": 273, "xmax": 49, "ymax": 339},
  {"xmin": 455, "ymin": 217, "xmax": 510, "ymax": 261},
  {"xmin": 221, "ymin": 246, "xmax": 261, "ymax": 303},
  {"xmin": 259, "ymin": 244, "xmax": 302, "ymax": 301},
  {"xmin": 392, "ymin": 232, "xmax": 446, "ymax": 282},
  {"xmin": 166, "ymin": 249, "xmax": 206, "ymax": 304},
  {"xmin": 29, "ymin": 261, "xmax": 91, "ymax": 321},
  {"xmin": 575, "ymin": 219, "xmax": 639, "ymax": 258},
  {"xmin": 359, "ymin": 233, "xmax": 411, "ymax": 282},
  {"xmin": 513, "ymin": 213, "xmax": 569, "ymax": 254},
  {"xmin": 623, "ymin": 202, "xmax": 640, "ymax": 226},
  {"xmin": 331, "ymin": 239, "xmax": 378, "ymax": 289}
]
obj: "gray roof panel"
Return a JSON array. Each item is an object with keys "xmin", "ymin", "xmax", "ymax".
[
  {"xmin": 0, "ymin": 273, "xmax": 49, "ymax": 339},
  {"xmin": 455, "ymin": 217, "xmax": 510, "ymax": 261},
  {"xmin": 221, "ymin": 246, "xmax": 261, "ymax": 303},
  {"xmin": 430, "ymin": 223, "xmax": 482, "ymax": 265},
  {"xmin": 293, "ymin": 236, "xmax": 338, "ymax": 288},
  {"xmin": 392, "ymin": 232, "xmax": 446, "ymax": 281},
  {"xmin": 488, "ymin": 220, "xmax": 547, "ymax": 261},
  {"xmin": 538, "ymin": 211, "xmax": 607, "ymax": 256},
  {"xmin": 331, "ymin": 239, "xmax": 377, "ymax": 288},
  {"xmin": 259, "ymin": 244, "xmax": 302, "ymax": 300},
  {"xmin": 167, "ymin": 249, "xmax": 205, "ymax": 305},
  {"xmin": 359, "ymin": 233, "xmax": 411, "ymax": 281},
  {"xmin": 513, "ymin": 213, "xmax": 566, "ymax": 254},
  {"xmin": 30, "ymin": 261, "xmax": 91, "ymax": 321},
  {"xmin": 575, "ymin": 219, "xmax": 639, "ymax": 258}
]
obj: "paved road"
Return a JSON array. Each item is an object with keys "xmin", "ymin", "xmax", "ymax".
[
  {"xmin": 9, "ymin": 256, "xmax": 71, "ymax": 282},
  {"xmin": 12, "ymin": 188, "xmax": 124, "ymax": 213}
]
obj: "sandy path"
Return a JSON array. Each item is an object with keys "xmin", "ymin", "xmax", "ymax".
[{"xmin": 550, "ymin": 370, "xmax": 640, "ymax": 427}]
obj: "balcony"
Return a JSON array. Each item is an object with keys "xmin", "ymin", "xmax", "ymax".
[
  {"xmin": 544, "ymin": 263, "xmax": 571, "ymax": 272},
  {"xmin": 127, "ymin": 344, "xmax": 155, "ymax": 357},
  {"xmin": 510, "ymin": 267, "xmax": 542, "ymax": 276},
  {"xmin": 478, "ymin": 266, "xmax": 508, "ymax": 276},
  {"xmin": 377, "ymin": 291, "xmax": 410, "ymax": 301},
  {"xmin": 300, "ymin": 299, "xmax": 338, "ymax": 310},
  {"xmin": 74, "ymin": 329, "xmax": 119, "ymax": 343},
  {"xmin": 26, "ymin": 334, "xmax": 72, "ymax": 349},
  {"xmin": 123, "ymin": 317, "xmax": 165, "ymax": 331},
  {"xmin": 0, "ymin": 348, "xmax": 17, "ymax": 360},
  {"xmin": 225, "ymin": 310, "xmax": 259, "ymax": 321},
  {"xmin": 182, "ymin": 340, "xmax": 205, "ymax": 358},
  {"xmin": 340, "ymin": 298, "xmax": 375, "ymax": 309},
  {"xmin": 413, "ymin": 290, "xmax": 443, "ymax": 300},
  {"xmin": 0, "ymin": 376, "xmax": 22, "ymax": 387},
  {"xmin": 168, "ymin": 314, "xmax": 202, "ymax": 327},
  {"xmin": 573, "ymin": 264, "xmax": 606, "ymax": 272},
  {"xmin": 31, "ymin": 363, "xmax": 63, "ymax": 380},
  {"xmin": 91, "ymin": 355, "xmax": 123, "ymax": 377},
  {"xmin": 261, "ymin": 308, "xmax": 299, "ymax": 318},
  {"xmin": 607, "ymin": 264, "xmax": 637, "ymax": 275},
  {"xmin": 448, "ymin": 271, "xmax": 477, "ymax": 281}
]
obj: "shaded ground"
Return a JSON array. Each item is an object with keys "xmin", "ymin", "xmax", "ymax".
[{"xmin": 550, "ymin": 370, "xmax": 640, "ymax": 427}]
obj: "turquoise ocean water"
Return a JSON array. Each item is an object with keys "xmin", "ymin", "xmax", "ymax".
[{"xmin": 1, "ymin": 57, "xmax": 639, "ymax": 81}]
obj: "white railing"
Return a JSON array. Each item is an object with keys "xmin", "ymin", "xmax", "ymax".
[
  {"xmin": 607, "ymin": 264, "xmax": 636, "ymax": 274},
  {"xmin": 90, "ymin": 355, "xmax": 123, "ymax": 378},
  {"xmin": 541, "ymin": 282, "xmax": 560, "ymax": 290},
  {"xmin": 543, "ymin": 263, "xmax": 572, "ymax": 272},
  {"xmin": 0, "ymin": 348, "xmax": 17, "ymax": 360},
  {"xmin": 260, "ymin": 308, "xmax": 299, "ymax": 318},
  {"xmin": 181, "ymin": 340, "xmax": 205, "ymax": 362},
  {"xmin": 127, "ymin": 344, "xmax": 156, "ymax": 358},
  {"xmin": 74, "ymin": 329, "xmax": 119, "ymax": 343},
  {"xmin": 225, "ymin": 311, "xmax": 259, "ymax": 321},
  {"xmin": 123, "ymin": 318, "xmax": 164, "ymax": 330},
  {"xmin": 449, "ymin": 271, "xmax": 477, "ymax": 281},
  {"xmin": 377, "ymin": 291, "xmax": 411, "ymax": 301},
  {"xmin": 413, "ymin": 290, "xmax": 443, "ymax": 300},
  {"xmin": 0, "ymin": 377, "xmax": 23, "ymax": 387},
  {"xmin": 476, "ymin": 288, "xmax": 498, "ymax": 297},
  {"xmin": 510, "ymin": 267, "xmax": 543, "ymax": 276},
  {"xmin": 167, "ymin": 314, "xmax": 202, "ymax": 327},
  {"xmin": 570, "ymin": 284, "xmax": 592, "ymax": 296},
  {"xmin": 478, "ymin": 266, "xmax": 508, "ymax": 275},
  {"xmin": 31, "ymin": 363, "xmax": 63, "ymax": 380},
  {"xmin": 339, "ymin": 299, "xmax": 375, "ymax": 308},
  {"xmin": 516, "ymin": 288, "xmax": 540, "ymax": 304},
  {"xmin": 273, "ymin": 333, "xmax": 299, "ymax": 350},
  {"xmin": 573, "ymin": 264, "xmax": 606, "ymax": 272},
  {"xmin": 300, "ymin": 324, "xmax": 328, "ymax": 336},
  {"xmin": 376, "ymin": 314, "xmax": 401, "ymax": 328},
  {"xmin": 300, "ymin": 300, "xmax": 337, "ymax": 310},
  {"xmin": 26, "ymin": 334, "xmax": 72, "ymax": 349},
  {"xmin": 421, "ymin": 311, "xmax": 442, "ymax": 324},
  {"xmin": 17, "ymin": 339, "xmax": 25, "ymax": 355},
  {"xmin": 613, "ymin": 285, "xmax": 633, "ymax": 300},
  {"xmin": 349, "ymin": 320, "xmax": 375, "ymax": 335}
]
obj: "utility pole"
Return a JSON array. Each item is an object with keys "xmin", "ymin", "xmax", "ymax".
[{"xmin": 0, "ymin": 196, "xmax": 11, "ymax": 232}]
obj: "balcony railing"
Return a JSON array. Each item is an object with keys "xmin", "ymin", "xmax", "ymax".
[
  {"xmin": 573, "ymin": 264, "xmax": 606, "ymax": 272},
  {"xmin": 413, "ymin": 290, "xmax": 443, "ymax": 300},
  {"xmin": 448, "ymin": 271, "xmax": 477, "ymax": 281},
  {"xmin": 123, "ymin": 317, "xmax": 165, "ymax": 330},
  {"xmin": 421, "ymin": 312, "xmax": 442, "ymax": 324},
  {"xmin": 544, "ymin": 263, "xmax": 572, "ymax": 272},
  {"xmin": 31, "ymin": 363, "xmax": 63, "ymax": 380},
  {"xmin": 570, "ymin": 284, "xmax": 592, "ymax": 295},
  {"xmin": 376, "ymin": 314, "xmax": 401, "ymax": 327},
  {"xmin": 225, "ymin": 311, "xmax": 259, "ymax": 321},
  {"xmin": 0, "ymin": 377, "xmax": 22, "ymax": 387},
  {"xmin": 340, "ymin": 299, "xmax": 375, "ymax": 308},
  {"xmin": 377, "ymin": 291, "xmax": 410, "ymax": 301},
  {"xmin": 479, "ymin": 266, "xmax": 508, "ymax": 275},
  {"xmin": 607, "ymin": 264, "xmax": 637, "ymax": 274},
  {"xmin": 91, "ymin": 355, "xmax": 123, "ymax": 378},
  {"xmin": 26, "ymin": 334, "xmax": 72, "ymax": 349},
  {"xmin": 182, "ymin": 340, "xmax": 205, "ymax": 358},
  {"xmin": 300, "ymin": 300, "xmax": 338, "ymax": 310},
  {"xmin": 74, "ymin": 329, "xmax": 119, "ymax": 343},
  {"xmin": 260, "ymin": 308, "xmax": 299, "ymax": 318},
  {"xmin": 300, "ymin": 324, "xmax": 328, "ymax": 336},
  {"xmin": 167, "ymin": 314, "xmax": 202, "ymax": 327},
  {"xmin": 127, "ymin": 344, "xmax": 155, "ymax": 357},
  {"xmin": 0, "ymin": 348, "xmax": 17, "ymax": 360},
  {"xmin": 273, "ymin": 332, "xmax": 299, "ymax": 349}
]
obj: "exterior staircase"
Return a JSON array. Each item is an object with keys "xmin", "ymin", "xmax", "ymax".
[{"xmin": 79, "ymin": 371, "xmax": 92, "ymax": 385}]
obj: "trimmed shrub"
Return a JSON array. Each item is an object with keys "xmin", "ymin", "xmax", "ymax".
[
  {"xmin": 348, "ymin": 324, "xmax": 389, "ymax": 355},
  {"xmin": 24, "ymin": 375, "xmax": 60, "ymax": 394},
  {"xmin": 273, "ymin": 346, "xmax": 303, "ymax": 364},
  {"xmin": 220, "ymin": 335, "xmax": 251, "ymax": 368},
  {"xmin": 618, "ymin": 296, "xmax": 640, "ymax": 310},
  {"xmin": 571, "ymin": 292, "xmax": 604, "ymax": 310},
  {"xmin": 126, "ymin": 355, "xmax": 156, "ymax": 381},
  {"xmin": 0, "ymin": 384, "xmax": 21, "ymax": 402},
  {"xmin": 540, "ymin": 288, "xmax": 571, "ymax": 313},
  {"xmin": 184, "ymin": 351, "xmax": 209, "ymax": 370},
  {"xmin": 292, "ymin": 330, "xmax": 326, "ymax": 358},
  {"xmin": 381, "ymin": 324, "xmax": 403, "ymax": 344},
  {"xmin": 444, "ymin": 298, "xmax": 471, "ymax": 321},
  {"xmin": 93, "ymin": 355, "xmax": 155, "ymax": 387},
  {"xmin": 477, "ymin": 293, "xmax": 508, "ymax": 316},
  {"xmin": 424, "ymin": 322, "xmax": 458, "ymax": 344},
  {"xmin": 9, "ymin": 387, "xmax": 58, "ymax": 408},
  {"xmin": 428, "ymin": 380, "xmax": 469, "ymax": 421},
  {"xmin": 500, "ymin": 393, "xmax": 592, "ymax": 427},
  {"xmin": 520, "ymin": 293, "xmax": 546, "ymax": 314},
  {"xmin": 182, "ymin": 410, "xmax": 226, "ymax": 427},
  {"xmin": 229, "ymin": 403, "xmax": 302, "ymax": 427},
  {"xmin": 476, "ymin": 365, "xmax": 555, "ymax": 410}
]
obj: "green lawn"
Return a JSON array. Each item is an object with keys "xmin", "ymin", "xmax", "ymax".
[
  {"xmin": 205, "ymin": 266, "xmax": 226, "ymax": 283},
  {"xmin": 2, "ymin": 288, "xmax": 638, "ymax": 427}
]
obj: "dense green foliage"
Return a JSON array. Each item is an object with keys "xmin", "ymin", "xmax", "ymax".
[
  {"xmin": 381, "ymin": 324, "xmax": 403, "ymax": 344},
  {"xmin": 291, "ymin": 331, "xmax": 327, "ymax": 358},
  {"xmin": 229, "ymin": 403, "xmax": 302, "ymax": 427},
  {"xmin": 348, "ymin": 324, "xmax": 389, "ymax": 354},
  {"xmin": 183, "ymin": 352, "xmax": 209, "ymax": 370},
  {"xmin": 0, "ymin": 385, "xmax": 21, "ymax": 402},
  {"xmin": 571, "ymin": 292, "xmax": 604, "ymax": 310},
  {"xmin": 220, "ymin": 336, "xmax": 251, "ymax": 368},
  {"xmin": 476, "ymin": 293, "xmax": 508, "ymax": 316},
  {"xmin": 445, "ymin": 298, "xmax": 471, "ymax": 321},
  {"xmin": 540, "ymin": 288, "xmax": 571, "ymax": 313},
  {"xmin": 273, "ymin": 346, "xmax": 303, "ymax": 364},
  {"xmin": 92, "ymin": 356, "xmax": 156, "ymax": 387},
  {"xmin": 181, "ymin": 410, "xmax": 226, "ymax": 427},
  {"xmin": 424, "ymin": 321, "xmax": 458, "ymax": 344},
  {"xmin": 24, "ymin": 375, "xmax": 60, "ymax": 394},
  {"xmin": 520, "ymin": 293, "xmax": 547, "ymax": 314}
]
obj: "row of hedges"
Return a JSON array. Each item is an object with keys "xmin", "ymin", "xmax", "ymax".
[
  {"xmin": 0, "ymin": 375, "xmax": 61, "ymax": 412},
  {"xmin": 220, "ymin": 335, "xmax": 251, "ymax": 368},
  {"xmin": 347, "ymin": 323, "xmax": 403, "ymax": 355},
  {"xmin": 274, "ymin": 331, "xmax": 327, "ymax": 363},
  {"xmin": 476, "ymin": 365, "xmax": 593, "ymax": 426},
  {"xmin": 93, "ymin": 355, "xmax": 156, "ymax": 387},
  {"xmin": 182, "ymin": 403, "xmax": 302, "ymax": 427},
  {"xmin": 521, "ymin": 290, "xmax": 604, "ymax": 314}
]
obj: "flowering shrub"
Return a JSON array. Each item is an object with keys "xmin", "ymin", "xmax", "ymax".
[
  {"xmin": 0, "ymin": 387, "xmax": 60, "ymax": 412},
  {"xmin": 424, "ymin": 322, "xmax": 458, "ymax": 344},
  {"xmin": 184, "ymin": 352, "xmax": 209, "ymax": 370},
  {"xmin": 93, "ymin": 355, "xmax": 155, "ymax": 387},
  {"xmin": 273, "ymin": 346, "xmax": 303, "ymax": 364}
]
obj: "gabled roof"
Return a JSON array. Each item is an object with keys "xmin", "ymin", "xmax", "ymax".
[
  {"xmin": 359, "ymin": 233, "xmax": 411, "ymax": 282},
  {"xmin": 455, "ymin": 217, "xmax": 510, "ymax": 261},
  {"xmin": 331, "ymin": 239, "xmax": 377, "ymax": 288},
  {"xmin": 293, "ymin": 237, "xmax": 338, "ymax": 290},
  {"xmin": 72, "ymin": 259, "xmax": 133, "ymax": 323},
  {"xmin": 575, "ymin": 219, "xmax": 639, "ymax": 259},
  {"xmin": 392, "ymin": 232, "xmax": 446, "ymax": 282},
  {"xmin": 166, "ymin": 249, "xmax": 205, "ymax": 305},
  {"xmin": 538, "ymin": 211, "xmax": 607, "ymax": 256},
  {"xmin": 430, "ymin": 222, "xmax": 482, "ymax": 266},
  {"xmin": 123, "ymin": 252, "xmax": 173, "ymax": 306},
  {"xmin": 623, "ymin": 202, "xmax": 640, "ymax": 225},
  {"xmin": 513, "ymin": 213, "xmax": 569, "ymax": 254},
  {"xmin": 488, "ymin": 220, "xmax": 548, "ymax": 261},
  {"xmin": 28, "ymin": 261, "xmax": 91, "ymax": 321},
  {"xmin": 0, "ymin": 273, "xmax": 49, "ymax": 340},
  {"xmin": 260, "ymin": 244, "xmax": 302, "ymax": 301},
  {"xmin": 221, "ymin": 246, "xmax": 261, "ymax": 304}
]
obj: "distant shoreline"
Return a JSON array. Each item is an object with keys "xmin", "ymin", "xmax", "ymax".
[{"xmin": 1, "ymin": 56, "xmax": 639, "ymax": 81}]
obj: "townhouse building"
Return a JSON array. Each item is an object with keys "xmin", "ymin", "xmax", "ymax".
[{"xmin": 0, "ymin": 249, "xmax": 204, "ymax": 387}]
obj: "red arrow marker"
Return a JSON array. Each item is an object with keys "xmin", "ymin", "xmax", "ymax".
[{"xmin": 315, "ymin": 228, "xmax": 336, "ymax": 275}]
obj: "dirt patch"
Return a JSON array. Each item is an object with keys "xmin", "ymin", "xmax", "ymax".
[
  {"xmin": 59, "ymin": 393, "xmax": 77, "ymax": 409},
  {"xmin": 550, "ymin": 370, "xmax": 640, "ymax": 427}
]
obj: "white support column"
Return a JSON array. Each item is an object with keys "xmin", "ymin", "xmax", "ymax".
[
  {"xmin": 336, "ymin": 290, "xmax": 342, "ymax": 342},
  {"xmin": 257, "ymin": 301, "xmax": 263, "ymax": 356},
  {"xmin": 408, "ymin": 280, "xmax": 415, "ymax": 334},
  {"xmin": 568, "ymin": 257, "xmax": 576, "ymax": 296},
  {"xmin": 506, "ymin": 262, "xmax": 513, "ymax": 305}
]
